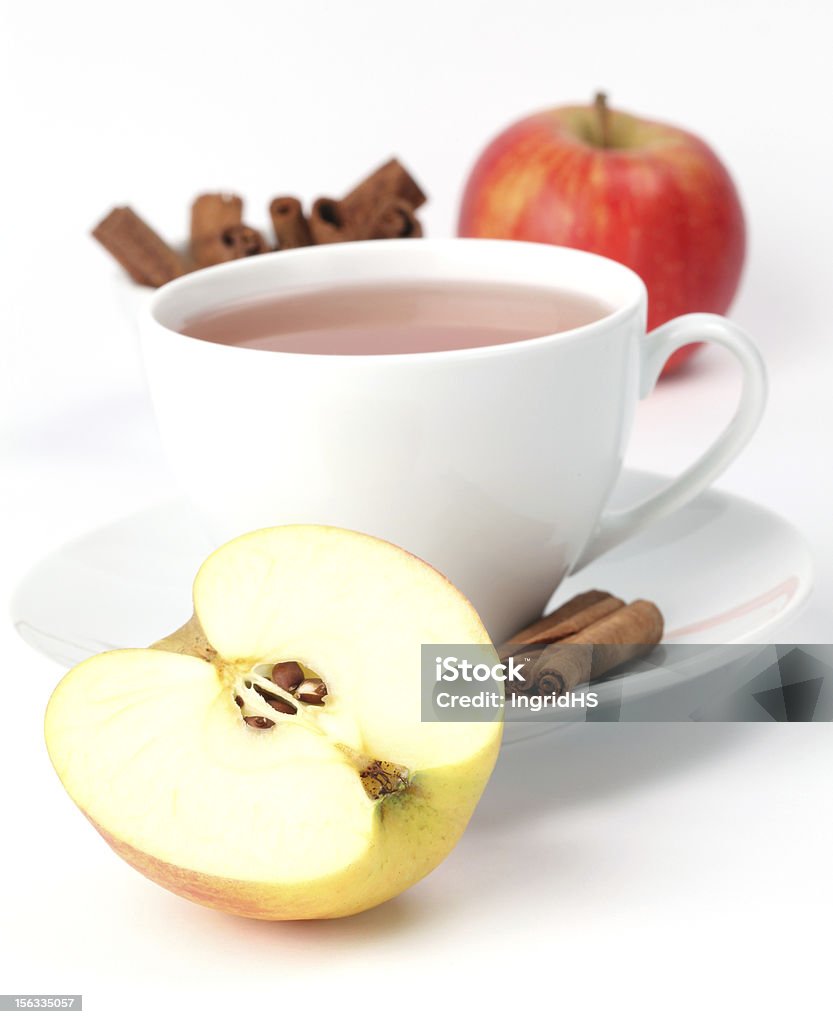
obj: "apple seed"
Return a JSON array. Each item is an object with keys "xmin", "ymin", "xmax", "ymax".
[
  {"xmin": 263, "ymin": 695, "xmax": 298, "ymax": 716},
  {"xmin": 296, "ymin": 679, "xmax": 327, "ymax": 705},
  {"xmin": 271, "ymin": 661, "xmax": 304, "ymax": 692},
  {"xmin": 252, "ymin": 683, "xmax": 297, "ymax": 716},
  {"xmin": 243, "ymin": 716, "xmax": 275, "ymax": 730}
]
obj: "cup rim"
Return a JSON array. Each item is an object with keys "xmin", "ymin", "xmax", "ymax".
[{"xmin": 145, "ymin": 237, "xmax": 647, "ymax": 363}]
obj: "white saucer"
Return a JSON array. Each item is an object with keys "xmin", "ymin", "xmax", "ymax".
[{"xmin": 12, "ymin": 471, "xmax": 812, "ymax": 725}]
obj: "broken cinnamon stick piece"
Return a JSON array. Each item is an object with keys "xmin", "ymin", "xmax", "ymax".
[
  {"xmin": 91, "ymin": 207, "xmax": 185, "ymax": 287},
  {"xmin": 193, "ymin": 224, "xmax": 269, "ymax": 267},
  {"xmin": 308, "ymin": 197, "xmax": 353, "ymax": 244},
  {"xmin": 532, "ymin": 599, "xmax": 664, "ymax": 696},
  {"xmin": 269, "ymin": 196, "xmax": 313, "ymax": 249},
  {"xmin": 190, "ymin": 193, "xmax": 243, "ymax": 267},
  {"xmin": 310, "ymin": 158, "xmax": 428, "ymax": 244},
  {"xmin": 366, "ymin": 198, "xmax": 423, "ymax": 239},
  {"xmin": 190, "ymin": 193, "xmax": 267, "ymax": 266},
  {"xmin": 499, "ymin": 590, "xmax": 624, "ymax": 656},
  {"xmin": 341, "ymin": 158, "xmax": 427, "ymax": 226}
]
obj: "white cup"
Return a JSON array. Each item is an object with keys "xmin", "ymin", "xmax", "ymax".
[{"xmin": 143, "ymin": 238, "xmax": 766, "ymax": 641}]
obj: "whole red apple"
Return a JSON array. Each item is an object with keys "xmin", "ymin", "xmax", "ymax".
[{"xmin": 458, "ymin": 95, "xmax": 746, "ymax": 374}]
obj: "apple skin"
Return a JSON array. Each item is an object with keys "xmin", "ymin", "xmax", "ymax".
[
  {"xmin": 458, "ymin": 103, "xmax": 746, "ymax": 374},
  {"xmin": 84, "ymin": 755, "xmax": 496, "ymax": 920}
]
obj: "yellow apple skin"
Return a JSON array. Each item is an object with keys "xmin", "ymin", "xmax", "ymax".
[{"xmin": 83, "ymin": 751, "xmax": 497, "ymax": 919}]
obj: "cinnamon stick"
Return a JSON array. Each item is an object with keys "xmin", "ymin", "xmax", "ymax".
[
  {"xmin": 190, "ymin": 193, "xmax": 243, "ymax": 267},
  {"xmin": 500, "ymin": 590, "xmax": 625, "ymax": 655},
  {"xmin": 309, "ymin": 158, "xmax": 427, "ymax": 243},
  {"xmin": 532, "ymin": 600, "xmax": 664, "ymax": 695},
  {"xmin": 190, "ymin": 193, "xmax": 267, "ymax": 266},
  {"xmin": 91, "ymin": 207, "xmax": 185, "ymax": 287},
  {"xmin": 269, "ymin": 196, "xmax": 313, "ymax": 250},
  {"xmin": 366, "ymin": 198, "xmax": 423, "ymax": 239},
  {"xmin": 341, "ymin": 158, "xmax": 427, "ymax": 226},
  {"xmin": 195, "ymin": 224, "xmax": 269, "ymax": 266},
  {"xmin": 309, "ymin": 197, "xmax": 351, "ymax": 244}
]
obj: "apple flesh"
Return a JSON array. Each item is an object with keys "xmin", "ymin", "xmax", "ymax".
[
  {"xmin": 458, "ymin": 95, "xmax": 746, "ymax": 374},
  {"xmin": 45, "ymin": 526, "xmax": 502, "ymax": 919}
]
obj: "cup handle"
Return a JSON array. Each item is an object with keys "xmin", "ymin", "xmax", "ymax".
[{"xmin": 571, "ymin": 313, "xmax": 768, "ymax": 572}]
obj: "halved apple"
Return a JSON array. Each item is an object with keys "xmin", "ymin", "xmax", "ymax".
[{"xmin": 44, "ymin": 525, "xmax": 502, "ymax": 919}]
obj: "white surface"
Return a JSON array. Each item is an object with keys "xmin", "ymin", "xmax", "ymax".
[{"xmin": 2, "ymin": 0, "xmax": 833, "ymax": 1019}]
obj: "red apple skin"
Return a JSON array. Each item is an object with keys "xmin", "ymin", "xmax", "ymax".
[{"xmin": 458, "ymin": 106, "xmax": 746, "ymax": 374}]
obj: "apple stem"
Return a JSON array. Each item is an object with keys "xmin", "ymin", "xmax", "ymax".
[{"xmin": 594, "ymin": 91, "xmax": 611, "ymax": 148}]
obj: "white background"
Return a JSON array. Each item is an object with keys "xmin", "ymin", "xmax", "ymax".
[{"xmin": 2, "ymin": 0, "xmax": 832, "ymax": 1019}]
